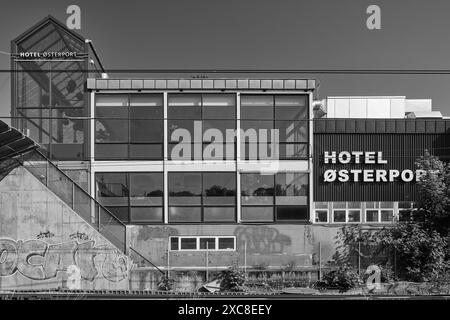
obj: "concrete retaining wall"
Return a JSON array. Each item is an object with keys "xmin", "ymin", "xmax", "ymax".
[
  {"xmin": 128, "ymin": 224, "xmax": 340, "ymax": 270},
  {"xmin": 0, "ymin": 167, "xmax": 129, "ymax": 291}
]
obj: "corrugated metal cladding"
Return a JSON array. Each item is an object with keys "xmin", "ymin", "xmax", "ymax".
[{"xmin": 313, "ymin": 119, "xmax": 450, "ymax": 202}]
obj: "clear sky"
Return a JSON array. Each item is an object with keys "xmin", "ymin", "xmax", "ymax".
[{"xmin": 1, "ymin": 0, "xmax": 450, "ymax": 118}]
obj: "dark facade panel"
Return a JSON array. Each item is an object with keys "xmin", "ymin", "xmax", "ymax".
[
  {"xmin": 313, "ymin": 132, "xmax": 450, "ymax": 202},
  {"xmin": 314, "ymin": 119, "xmax": 450, "ymax": 134}
]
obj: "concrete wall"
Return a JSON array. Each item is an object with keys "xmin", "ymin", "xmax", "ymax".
[
  {"xmin": 0, "ymin": 167, "xmax": 129, "ymax": 291},
  {"xmin": 128, "ymin": 224, "xmax": 340, "ymax": 271}
]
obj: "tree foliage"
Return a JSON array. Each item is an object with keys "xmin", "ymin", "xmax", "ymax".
[
  {"xmin": 334, "ymin": 151, "xmax": 450, "ymax": 282},
  {"xmin": 218, "ymin": 266, "xmax": 246, "ymax": 292}
]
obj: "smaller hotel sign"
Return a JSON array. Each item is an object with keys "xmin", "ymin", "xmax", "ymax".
[
  {"xmin": 323, "ymin": 151, "xmax": 426, "ymax": 183},
  {"xmin": 15, "ymin": 51, "xmax": 81, "ymax": 60}
]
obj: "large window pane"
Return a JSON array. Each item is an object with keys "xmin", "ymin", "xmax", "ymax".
[
  {"xmin": 130, "ymin": 94, "xmax": 163, "ymax": 107},
  {"xmin": 130, "ymin": 120, "xmax": 163, "ymax": 143},
  {"xmin": 203, "ymin": 173, "xmax": 236, "ymax": 205},
  {"xmin": 276, "ymin": 121, "xmax": 308, "ymax": 143},
  {"xmin": 95, "ymin": 144, "xmax": 128, "ymax": 160},
  {"xmin": 276, "ymin": 173, "xmax": 308, "ymax": 205},
  {"xmin": 96, "ymin": 173, "xmax": 128, "ymax": 206},
  {"xmin": 169, "ymin": 207, "xmax": 201, "ymax": 222},
  {"xmin": 203, "ymin": 94, "xmax": 236, "ymax": 119},
  {"xmin": 169, "ymin": 173, "xmax": 202, "ymax": 205},
  {"xmin": 130, "ymin": 207, "xmax": 163, "ymax": 223},
  {"xmin": 95, "ymin": 106, "xmax": 128, "ymax": 142},
  {"xmin": 168, "ymin": 94, "xmax": 202, "ymax": 119},
  {"xmin": 204, "ymin": 207, "xmax": 235, "ymax": 222},
  {"xmin": 96, "ymin": 95, "xmax": 128, "ymax": 107},
  {"xmin": 168, "ymin": 120, "xmax": 202, "ymax": 142},
  {"xmin": 105, "ymin": 206, "xmax": 129, "ymax": 223},
  {"xmin": 241, "ymin": 174, "xmax": 274, "ymax": 205},
  {"xmin": 275, "ymin": 95, "xmax": 308, "ymax": 120},
  {"xmin": 279, "ymin": 143, "xmax": 308, "ymax": 159},
  {"xmin": 241, "ymin": 207, "xmax": 273, "ymax": 222},
  {"xmin": 203, "ymin": 120, "xmax": 236, "ymax": 142},
  {"xmin": 130, "ymin": 173, "xmax": 163, "ymax": 206},
  {"xmin": 241, "ymin": 95, "xmax": 274, "ymax": 119},
  {"xmin": 276, "ymin": 206, "xmax": 308, "ymax": 221},
  {"xmin": 129, "ymin": 144, "xmax": 163, "ymax": 160}
]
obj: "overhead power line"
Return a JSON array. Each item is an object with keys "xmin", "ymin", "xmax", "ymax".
[{"xmin": 3, "ymin": 69, "xmax": 450, "ymax": 75}]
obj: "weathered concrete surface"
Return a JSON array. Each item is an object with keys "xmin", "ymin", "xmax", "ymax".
[
  {"xmin": 128, "ymin": 224, "xmax": 340, "ymax": 270},
  {"xmin": 0, "ymin": 167, "xmax": 129, "ymax": 291}
]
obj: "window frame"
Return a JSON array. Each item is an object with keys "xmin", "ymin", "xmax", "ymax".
[
  {"xmin": 240, "ymin": 94, "xmax": 309, "ymax": 160},
  {"xmin": 169, "ymin": 236, "xmax": 236, "ymax": 252},
  {"xmin": 95, "ymin": 171, "xmax": 164, "ymax": 224},
  {"xmin": 168, "ymin": 172, "xmax": 237, "ymax": 223},
  {"xmin": 240, "ymin": 172, "xmax": 309, "ymax": 223},
  {"xmin": 95, "ymin": 93, "xmax": 164, "ymax": 160}
]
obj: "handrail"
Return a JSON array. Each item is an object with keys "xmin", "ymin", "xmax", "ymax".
[
  {"xmin": 129, "ymin": 247, "xmax": 165, "ymax": 275},
  {"xmin": 17, "ymin": 148, "xmax": 164, "ymax": 273},
  {"xmin": 20, "ymin": 149, "xmax": 127, "ymax": 253}
]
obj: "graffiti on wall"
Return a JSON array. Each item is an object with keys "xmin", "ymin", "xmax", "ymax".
[
  {"xmin": 234, "ymin": 227, "xmax": 291, "ymax": 254},
  {"xmin": 37, "ymin": 231, "xmax": 55, "ymax": 239},
  {"xmin": 69, "ymin": 232, "xmax": 91, "ymax": 241},
  {"xmin": 136, "ymin": 226, "xmax": 178, "ymax": 242},
  {"xmin": 0, "ymin": 238, "xmax": 128, "ymax": 282}
]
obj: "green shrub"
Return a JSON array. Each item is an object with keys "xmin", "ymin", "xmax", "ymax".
[
  {"xmin": 157, "ymin": 276, "xmax": 175, "ymax": 291},
  {"xmin": 314, "ymin": 264, "xmax": 360, "ymax": 292},
  {"xmin": 219, "ymin": 266, "xmax": 246, "ymax": 292}
]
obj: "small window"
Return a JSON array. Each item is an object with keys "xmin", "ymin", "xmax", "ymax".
[
  {"xmin": 218, "ymin": 238, "xmax": 235, "ymax": 250},
  {"xmin": 200, "ymin": 238, "xmax": 216, "ymax": 250},
  {"xmin": 348, "ymin": 210, "xmax": 361, "ymax": 223},
  {"xmin": 366, "ymin": 210, "xmax": 379, "ymax": 222},
  {"xmin": 381, "ymin": 210, "xmax": 394, "ymax": 222},
  {"xmin": 333, "ymin": 210, "xmax": 346, "ymax": 223},
  {"xmin": 170, "ymin": 237, "xmax": 179, "ymax": 250},
  {"xmin": 315, "ymin": 210, "xmax": 328, "ymax": 223},
  {"xmin": 170, "ymin": 236, "xmax": 236, "ymax": 251},
  {"xmin": 180, "ymin": 238, "xmax": 197, "ymax": 250}
]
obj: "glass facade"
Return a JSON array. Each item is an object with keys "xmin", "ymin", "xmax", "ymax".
[
  {"xmin": 96, "ymin": 172, "xmax": 164, "ymax": 223},
  {"xmin": 169, "ymin": 172, "xmax": 237, "ymax": 223},
  {"xmin": 241, "ymin": 173, "xmax": 309, "ymax": 222},
  {"xmin": 241, "ymin": 95, "xmax": 309, "ymax": 160},
  {"xmin": 95, "ymin": 94, "xmax": 164, "ymax": 160},
  {"xmin": 92, "ymin": 91, "xmax": 311, "ymax": 225},
  {"xmin": 168, "ymin": 93, "xmax": 236, "ymax": 160},
  {"xmin": 12, "ymin": 19, "xmax": 88, "ymax": 161}
]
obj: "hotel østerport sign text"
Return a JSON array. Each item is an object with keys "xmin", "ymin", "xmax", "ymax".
[{"xmin": 323, "ymin": 151, "xmax": 425, "ymax": 183}]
